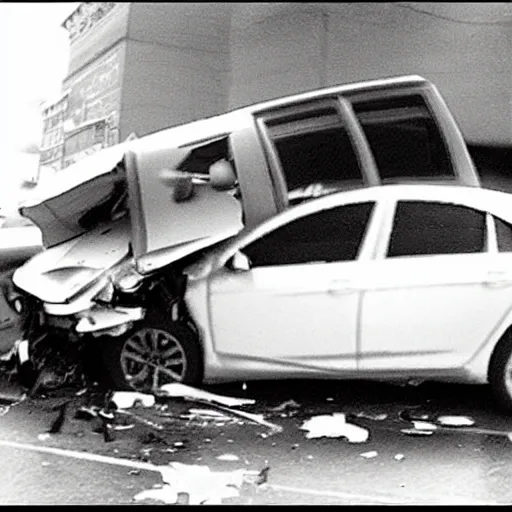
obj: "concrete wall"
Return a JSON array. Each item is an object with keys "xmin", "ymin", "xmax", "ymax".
[
  {"xmin": 119, "ymin": 2, "xmax": 231, "ymax": 140},
  {"xmin": 229, "ymin": 3, "xmax": 512, "ymax": 146}
]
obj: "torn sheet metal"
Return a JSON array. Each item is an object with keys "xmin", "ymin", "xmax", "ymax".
[
  {"xmin": 13, "ymin": 216, "xmax": 131, "ymax": 304},
  {"xmin": 301, "ymin": 413, "xmax": 369, "ymax": 443},
  {"xmin": 159, "ymin": 383, "xmax": 255, "ymax": 408},
  {"xmin": 76, "ymin": 306, "xmax": 144, "ymax": 334},
  {"xmin": 196, "ymin": 402, "xmax": 283, "ymax": 434},
  {"xmin": 133, "ymin": 462, "xmax": 247, "ymax": 505}
]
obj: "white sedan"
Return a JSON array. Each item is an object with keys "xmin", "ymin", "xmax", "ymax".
[{"xmin": 109, "ymin": 184, "xmax": 512, "ymax": 411}]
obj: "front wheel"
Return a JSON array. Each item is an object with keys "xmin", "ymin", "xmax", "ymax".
[
  {"xmin": 489, "ymin": 334, "xmax": 512, "ymax": 412},
  {"xmin": 101, "ymin": 320, "xmax": 202, "ymax": 392}
]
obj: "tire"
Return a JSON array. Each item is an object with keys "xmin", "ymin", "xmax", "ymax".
[
  {"xmin": 489, "ymin": 333, "xmax": 512, "ymax": 412},
  {"xmin": 100, "ymin": 319, "xmax": 202, "ymax": 392}
]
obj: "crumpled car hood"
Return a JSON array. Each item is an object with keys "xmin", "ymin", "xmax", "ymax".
[{"xmin": 13, "ymin": 216, "xmax": 130, "ymax": 304}]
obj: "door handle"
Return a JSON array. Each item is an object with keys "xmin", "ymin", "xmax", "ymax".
[{"xmin": 328, "ymin": 280, "xmax": 356, "ymax": 295}]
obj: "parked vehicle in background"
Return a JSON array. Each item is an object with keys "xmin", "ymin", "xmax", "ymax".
[
  {"xmin": 0, "ymin": 213, "xmax": 42, "ymax": 361},
  {"xmin": 16, "ymin": 75, "xmax": 505, "ymax": 406}
]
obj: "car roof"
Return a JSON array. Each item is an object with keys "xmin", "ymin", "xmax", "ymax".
[{"xmin": 289, "ymin": 184, "xmax": 512, "ymax": 223}]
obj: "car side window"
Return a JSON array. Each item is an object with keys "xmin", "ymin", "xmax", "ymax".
[
  {"xmin": 243, "ymin": 202, "xmax": 375, "ymax": 267},
  {"xmin": 387, "ymin": 201, "xmax": 486, "ymax": 258},
  {"xmin": 261, "ymin": 102, "xmax": 364, "ymax": 205},
  {"xmin": 494, "ymin": 216, "xmax": 512, "ymax": 252},
  {"xmin": 352, "ymin": 95, "xmax": 455, "ymax": 182}
]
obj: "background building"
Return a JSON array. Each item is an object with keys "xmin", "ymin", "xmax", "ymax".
[{"xmin": 38, "ymin": 2, "xmax": 511, "ymax": 183}]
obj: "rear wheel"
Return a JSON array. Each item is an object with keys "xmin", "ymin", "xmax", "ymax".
[
  {"xmin": 489, "ymin": 333, "xmax": 512, "ymax": 412},
  {"xmin": 101, "ymin": 320, "xmax": 202, "ymax": 392}
]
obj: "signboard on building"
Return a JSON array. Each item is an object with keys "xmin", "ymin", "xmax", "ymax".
[
  {"xmin": 62, "ymin": 2, "xmax": 120, "ymax": 45},
  {"xmin": 62, "ymin": 44, "xmax": 123, "ymax": 167}
]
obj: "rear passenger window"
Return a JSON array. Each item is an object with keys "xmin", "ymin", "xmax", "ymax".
[
  {"xmin": 387, "ymin": 201, "xmax": 486, "ymax": 257},
  {"xmin": 495, "ymin": 217, "xmax": 512, "ymax": 252},
  {"xmin": 352, "ymin": 95, "xmax": 455, "ymax": 182}
]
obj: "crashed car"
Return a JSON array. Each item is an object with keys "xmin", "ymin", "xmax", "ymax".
[
  {"xmin": 0, "ymin": 213, "xmax": 42, "ymax": 363},
  {"xmin": 17, "ymin": 74, "xmax": 506, "ymax": 403}
]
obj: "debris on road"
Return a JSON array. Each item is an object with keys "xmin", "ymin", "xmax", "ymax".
[
  {"xmin": 180, "ymin": 408, "xmax": 239, "ymax": 425},
  {"xmin": 37, "ymin": 433, "xmax": 51, "ymax": 441},
  {"xmin": 400, "ymin": 428, "xmax": 434, "ymax": 437},
  {"xmin": 360, "ymin": 451, "xmax": 378, "ymax": 459},
  {"xmin": 394, "ymin": 454, "xmax": 405, "ymax": 461},
  {"xmin": 352, "ymin": 411, "xmax": 388, "ymax": 421},
  {"xmin": 244, "ymin": 465, "xmax": 270, "ymax": 486},
  {"xmin": 208, "ymin": 405, "xmax": 283, "ymax": 434},
  {"xmin": 133, "ymin": 462, "xmax": 248, "ymax": 505},
  {"xmin": 301, "ymin": 413, "xmax": 369, "ymax": 443},
  {"xmin": 0, "ymin": 405, "xmax": 10, "ymax": 416},
  {"xmin": 74, "ymin": 406, "xmax": 99, "ymax": 420},
  {"xmin": 116, "ymin": 409, "xmax": 164, "ymax": 431},
  {"xmin": 159, "ymin": 383, "xmax": 255, "ymax": 408},
  {"xmin": 411, "ymin": 420, "xmax": 437, "ymax": 431},
  {"xmin": 399, "ymin": 408, "xmax": 431, "ymax": 422},
  {"xmin": 217, "ymin": 454, "xmax": 240, "ymax": 461},
  {"xmin": 110, "ymin": 391, "xmax": 156, "ymax": 409},
  {"xmin": 269, "ymin": 399, "xmax": 300, "ymax": 412},
  {"xmin": 114, "ymin": 424, "xmax": 135, "ymax": 431},
  {"xmin": 48, "ymin": 402, "xmax": 68, "ymax": 434},
  {"xmin": 129, "ymin": 469, "xmax": 141, "ymax": 476},
  {"xmin": 436, "ymin": 415, "xmax": 475, "ymax": 427}
]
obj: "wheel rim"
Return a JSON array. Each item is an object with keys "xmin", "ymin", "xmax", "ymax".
[
  {"xmin": 120, "ymin": 327, "xmax": 187, "ymax": 391},
  {"xmin": 505, "ymin": 355, "xmax": 512, "ymax": 400}
]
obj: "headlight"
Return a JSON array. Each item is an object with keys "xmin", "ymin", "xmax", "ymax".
[
  {"xmin": 111, "ymin": 259, "xmax": 144, "ymax": 293},
  {"xmin": 94, "ymin": 279, "xmax": 115, "ymax": 303},
  {"xmin": 116, "ymin": 273, "xmax": 143, "ymax": 293}
]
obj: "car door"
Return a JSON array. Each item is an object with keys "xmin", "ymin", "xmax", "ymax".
[
  {"xmin": 0, "ymin": 222, "xmax": 42, "ymax": 355},
  {"xmin": 206, "ymin": 200, "xmax": 377, "ymax": 371},
  {"xmin": 359, "ymin": 199, "xmax": 512, "ymax": 370}
]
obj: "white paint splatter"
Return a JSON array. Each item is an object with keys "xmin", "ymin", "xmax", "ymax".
[
  {"xmin": 133, "ymin": 462, "xmax": 246, "ymax": 505},
  {"xmin": 301, "ymin": 414, "xmax": 369, "ymax": 443},
  {"xmin": 217, "ymin": 454, "xmax": 240, "ymax": 461},
  {"xmin": 360, "ymin": 451, "xmax": 378, "ymax": 459},
  {"xmin": 436, "ymin": 415, "xmax": 475, "ymax": 427}
]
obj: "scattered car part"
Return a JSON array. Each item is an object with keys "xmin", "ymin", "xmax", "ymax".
[
  {"xmin": 400, "ymin": 428, "xmax": 434, "ymax": 437},
  {"xmin": 109, "ymin": 391, "xmax": 156, "ymax": 409},
  {"xmin": 159, "ymin": 382, "xmax": 255, "ymax": 408}
]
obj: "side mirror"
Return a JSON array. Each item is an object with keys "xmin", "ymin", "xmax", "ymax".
[
  {"xmin": 209, "ymin": 159, "xmax": 237, "ymax": 190},
  {"xmin": 227, "ymin": 251, "xmax": 251, "ymax": 272},
  {"xmin": 159, "ymin": 169, "xmax": 195, "ymax": 202}
]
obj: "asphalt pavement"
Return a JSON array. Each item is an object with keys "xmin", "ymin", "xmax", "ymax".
[{"xmin": 1, "ymin": 378, "xmax": 512, "ymax": 505}]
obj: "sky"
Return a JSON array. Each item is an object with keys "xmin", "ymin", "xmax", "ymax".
[{"xmin": 0, "ymin": 2, "xmax": 79, "ymax": 212}]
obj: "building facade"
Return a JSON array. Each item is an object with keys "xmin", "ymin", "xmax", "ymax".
[{"xmin": 38, "ymin": 2, "xmax": 511, "ymax": 180}]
